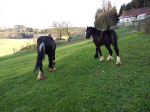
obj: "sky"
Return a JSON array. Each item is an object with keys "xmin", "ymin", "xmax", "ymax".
[{"xmin": 0, "ymin": 0, "xmax": 132, "ymax": 29}]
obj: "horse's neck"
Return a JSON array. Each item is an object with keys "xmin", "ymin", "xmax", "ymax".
[
  {"xmin": 91, "ymin": 28, "xmax": 97, "ymax": 35},
  {"xmin": 92, "ymin": 29, "xmax": 102, "ymax": 37}
]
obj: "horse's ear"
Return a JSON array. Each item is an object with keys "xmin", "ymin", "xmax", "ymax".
[{"xmin": 87, "ymin": 26, "xmax": 88, "ymax": 28}]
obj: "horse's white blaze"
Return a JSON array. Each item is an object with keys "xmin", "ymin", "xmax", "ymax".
[
  {"xmin": 107, "ymin": 54, "xmax": 113, "ymax": 61},
  {"xmin": 116, "ymin": 56, "xmax": 121, "ymax": 65},
  {"xmin": 100, "ymin": 56, "xmax": 104, "ymax": 61}
]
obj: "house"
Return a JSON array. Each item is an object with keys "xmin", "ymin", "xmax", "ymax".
[{"xmin": 118, "ymin": 7, "xmax": 150, "ymax": 26}]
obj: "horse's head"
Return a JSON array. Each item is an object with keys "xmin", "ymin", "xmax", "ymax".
[{"xmin": 86, "ymin": 26, "xmax": 93, "ymax": 39}]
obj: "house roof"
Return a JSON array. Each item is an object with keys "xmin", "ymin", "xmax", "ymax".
[{"xmin": 119, "ymin": 7, "xmax": 150, "ymax": 19}]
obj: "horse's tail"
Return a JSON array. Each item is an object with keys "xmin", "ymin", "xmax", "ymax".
[
  {"xmin": 33, "ymin": 42, "xmax": 45, "ymax": 72},
  {"xmin": 111, "ymin": 30, "xmax": 118, "ymax": 50}
]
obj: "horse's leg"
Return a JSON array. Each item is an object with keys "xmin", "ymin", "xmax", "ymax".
[
  {"xmin": 52, "ymin": 52, "xmax": 55, "ymax": 61},
  {"xmin": 48, "ymin": 54, "xmax": 52, "ymax": 68},
  {"xmin": 114, "ymin": 46, "xmax": 122, "ymax": 65},
  {"xmin": 105, "ymin": 45, "xmax": 113, "ymax": 61},
  {"xmin": 94, "ymin": 47, "xmax": 98, "ymax": 58},
  {"xmin": 52, "ymin": 52, "xmax": 56, "ymax": 66},
  {"xmin": 48, "ymin": 54, "xmax": 56, "ymax": 72},
  {"xmin": 98, "ymin": 47, "xmax": 104, "ymax": 61},
  {"xmin": 37, "ymin": 64, "xmax": 46, "ymax": 80}
]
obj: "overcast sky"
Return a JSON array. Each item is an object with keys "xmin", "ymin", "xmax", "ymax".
[{"xmin": 0, "ymin": 0, "xmax": 132, "ymax": 29}]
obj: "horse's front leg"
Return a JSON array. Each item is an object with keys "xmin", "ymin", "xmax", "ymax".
[
  {"xmin": 94, "ymin": 47, "xmax": 98, "ymax": 58},
  {"xmin": 48, "ymin": 54, "xmax": 56, "ymax": 72},
  {"xmin": 98, "ymin": 47, "xmax": 104, "ymax": 61}
]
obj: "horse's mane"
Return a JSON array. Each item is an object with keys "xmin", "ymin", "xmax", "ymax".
[
  {"xmin": 90, "ymin": 27, "xmax": 101, "ymax": 31},
  {"xmin": 90, "ymin": 27, "xmax": 102, "ymax": 34}
]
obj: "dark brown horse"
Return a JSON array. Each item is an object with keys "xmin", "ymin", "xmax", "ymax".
[
  {"xmin": 34, "ymin": 35, "xmax": 56, "ymax": 80},
  {"xmin": 86, "ymin": 26, "xmax": 121, "ymax": 65}
]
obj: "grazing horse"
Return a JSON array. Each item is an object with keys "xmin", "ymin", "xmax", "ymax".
[
  {"xmin": 34, "ymin": 36, "xmax": 56, "ymax": 80},
  {"xmin": 85, "ymin": 26, "xmax": 121, "ymax": 65}
]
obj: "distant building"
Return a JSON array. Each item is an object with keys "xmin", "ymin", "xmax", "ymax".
[
  {"xmin": 14, "ymin": 25, "xmax": 25, "ymax": 28},
  {"xmin": 118, "ymin": 7, "xmax": 150, "ymax": 26}
]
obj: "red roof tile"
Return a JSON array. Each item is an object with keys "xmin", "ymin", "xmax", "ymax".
[{"xmin": 119, "ymin": 7, "xmax": 150, "ymax": 18}]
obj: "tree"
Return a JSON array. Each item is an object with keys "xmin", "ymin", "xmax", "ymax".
[
  {"xmin": 119, "ymin": 0, "xmax": 150, "ymax": 14},
  {"xmin": 94, "ymin": 0, "xmax": 118, "ymax": 29},
  {"xmin": 118, "ymin": 4, "xmax": 126, "ymax": 17},
  {"xmin": 52, "ymin": 21, "xmax": 64, "ymax": 43},
  {"xmin": 63, "ymin": 21, "xmax": 77, "ymax": 42},
  {"xmin": 108, "ymin": 1, "xmax": 112, "ymax": 10},
  {"xmin": 28, "ymin": 27, "xmax": 33, "ymax": 33}
]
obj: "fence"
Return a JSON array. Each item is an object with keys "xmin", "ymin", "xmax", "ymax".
[{"xmin": 115, "ymin": 17, "xmax": 150, "ymax": 34}]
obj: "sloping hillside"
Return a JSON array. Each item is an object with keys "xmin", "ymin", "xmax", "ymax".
[{"xmin": 0, "ymin": 30, "xmax": 150, "ymax": 111}]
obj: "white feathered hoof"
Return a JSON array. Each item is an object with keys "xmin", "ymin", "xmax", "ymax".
[
  {"xmin": 107, "ymin": 54, "xmax": 113, "ymax": 61},
  {"xmin": 52, "ymin": 61, "xmax": 56, "ymax": 66},
  {"xmin": 99, "ymin": 56, "xmax": 104, "ymax": 61},
  {"xmin": 37, "ymin": 71, "xmax": 46, "ymax": 80},
  {"xmin": 116, "ymin": 56, "xmax": 122, "ymax": 65},
  {"xmin": 49, "ymin": 67, "xmax": 56, "ymax": 72}
]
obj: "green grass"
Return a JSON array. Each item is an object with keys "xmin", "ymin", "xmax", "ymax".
[{"xmin": 0, "ymin": 29, "xmax": 150, "ymax": 111}]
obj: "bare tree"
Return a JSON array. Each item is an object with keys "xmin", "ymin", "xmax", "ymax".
[
  {"xmin": 63, "ymin": 21, "xmax": 77, "ymax": 42},
  {"xmin": 52, "ymin": 21, "xmax": 64, "ymax": 43}
]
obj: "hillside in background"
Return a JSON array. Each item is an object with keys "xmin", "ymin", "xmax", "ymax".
[{"xmin": 0, "ymin": 25, "xmax": 85, "ymax": 39}]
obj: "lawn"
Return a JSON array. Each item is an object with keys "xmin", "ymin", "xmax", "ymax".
[{"xmin": 0, "ymin": 29, "xmax": 150, "ymax": 111}]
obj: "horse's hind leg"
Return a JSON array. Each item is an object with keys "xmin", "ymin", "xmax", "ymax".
[
  {"xmin": 114, "ymin": 47, "xmax": 122, "ymax": 65},
  {"xmin": 48, "ymin": 54, "xmax": 56, "ymax": 72},
  {"xmin": 105, "ymin": 45, "xmax": 113, "ymax": 61},
  {"xmin": 52, "ymin": 52, "xmax": 56, "ymax": 66},
  {"xmin": 37, "ymin": 65, "xmax": 46, "ymax": 80},
  {"xmin": 98, "ymin": 47, "xmax": 104, "ymax": 61}
]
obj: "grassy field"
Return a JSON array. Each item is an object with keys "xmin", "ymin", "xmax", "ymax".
[
  {"xmin": 0, "ymin": 39, "xmax": 35, "ymax": 57},
  {"xmin": 0, "ymin": 36, "xmax": 84, "ymax": 57},
  {"xmin": 0, "ymin": 29, "xmax": 150, "ymax": 111}
]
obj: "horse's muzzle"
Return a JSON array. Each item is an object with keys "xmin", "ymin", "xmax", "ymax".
[{"xmin": 86, "ymin": 35, "xmax": 90, "ymax": 39}]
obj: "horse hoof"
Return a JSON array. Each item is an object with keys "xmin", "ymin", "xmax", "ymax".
[
  {"xmin": 37, "ymin": 71, "xmax": 46, "ymax": 80},
  {"xmin": 49, "ymin": 67, "xmax": 56, "ymax": 72},
  {"xmin": 100, "ymin": 59, "xmax": 104, "ymax": 61},
  {"xmin": 52, "ymin": 61, "xmax": 56, "ymax": 66},
  {"xmin": 116, "ymin": 62, "xmax": 122, "ymax": 65},
  {"xmin": 99, "ymin": 56, "xmax": 104, "ymax": 61},
  {"xmin": 107, "ymin": 55, "xmax": 113, "ymax": 61},
  {"xmin": 94, "ymin": 55, "xmax": 98, "ymax": 58},
  {"xmin": 116, "ymin": 56, "xmax": 121, "ymax": 65}
]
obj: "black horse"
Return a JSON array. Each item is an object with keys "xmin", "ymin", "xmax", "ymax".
[
  {"xmin": 86, "ymin": 26, "xmax": 121, "ymax": 65},
  {"xmin": 34, "ymin": 35, "xmax": 56, "ymax": 80}
]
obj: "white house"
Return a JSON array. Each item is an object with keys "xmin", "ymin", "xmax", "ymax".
[{"xmin": 118, "ymin": 7, "xmax": 150, "ymax": 26}]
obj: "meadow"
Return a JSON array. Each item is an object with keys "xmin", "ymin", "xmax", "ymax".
[
  {"xmin": 0, "ymin": 29, "xmax": 150, "ymax": 111},
  {"xmin": 0, "ymin": 36, "xmax": 84, "ymax": 57},
  {"xmin": 0, "ymin": 39, "xmax": 35, "ymax": 57}
]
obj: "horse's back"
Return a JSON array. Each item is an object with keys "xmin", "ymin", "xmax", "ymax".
[
  {"xmin": 37, "ymin": 36, "xmax": 55, "ymax": 44},
  {"xmin": 37, "ymin": 36, "xmax": 56, "ymax": 54},
  {"xmin": 105, "ymin": 29, "xmax": 118, "ymax": 38}
]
